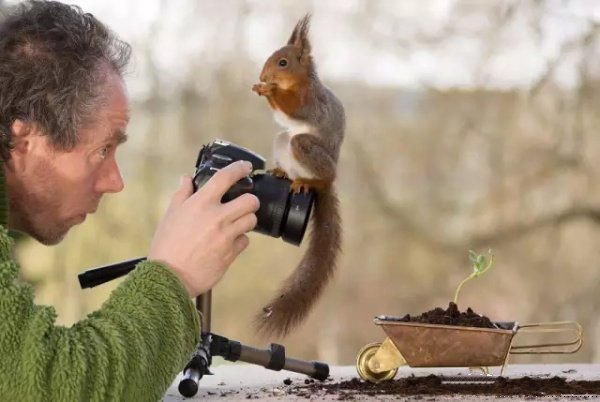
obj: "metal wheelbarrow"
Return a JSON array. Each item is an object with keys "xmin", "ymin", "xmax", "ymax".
[{"xmin": 356, "ymin": 315, "xmax": 583, "ymax": 383}]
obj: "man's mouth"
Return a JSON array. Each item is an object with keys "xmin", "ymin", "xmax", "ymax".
[
  {"xmin": 73, "ymin": 214, "xmax": 87, "ymax": 224},
  {"xmin": 88, "ymin": 202, "xmax": 100, "ymax": 214}
]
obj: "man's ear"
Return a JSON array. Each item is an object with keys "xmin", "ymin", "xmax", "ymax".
[
  {"xmin": 6, "ymin": 120, "xmax": 41, "ymax": 172},
  {"xmin": 10, "ymin": 119, "xmax": 36, "ymax": 154}
]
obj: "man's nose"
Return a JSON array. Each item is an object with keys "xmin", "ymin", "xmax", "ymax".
[{"xmin": 96, "ymin": 158, "xmax": 124, "ymax": 194}]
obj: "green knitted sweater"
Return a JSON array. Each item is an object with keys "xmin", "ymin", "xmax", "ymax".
[{"xmin": 0, "ymin": 167, "xmax": 200, "ymax": 401}]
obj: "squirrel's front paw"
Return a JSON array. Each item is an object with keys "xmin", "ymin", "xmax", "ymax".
[{"xmin": 252, "ymin": 82, "xmax": 276, "ymax": 96}]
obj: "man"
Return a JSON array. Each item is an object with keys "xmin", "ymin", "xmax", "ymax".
[{"xmin": 0, "ymin": 1, "xmax": 260, "ymax": 401}]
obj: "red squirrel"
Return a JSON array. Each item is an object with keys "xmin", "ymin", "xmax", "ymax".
[{"xmin": 251, "ymin": 14, "xmax": 345, "ymax": 338}]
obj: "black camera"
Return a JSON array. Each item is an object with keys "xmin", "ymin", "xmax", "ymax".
[
  {"xmin": 193, "ymin": 139, "xmax": 314, "ymax": 245},
  {"xmin": 77, "ymin": 139, "xmax": 314, "ymax": 289}
]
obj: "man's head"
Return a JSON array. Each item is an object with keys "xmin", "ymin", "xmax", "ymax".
[{"xmin": 0, "ymin": 0, "xmax": 132, "ymax": 244}]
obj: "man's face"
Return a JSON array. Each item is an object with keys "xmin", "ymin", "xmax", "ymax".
[{"xmin": 7, "ymin": 71, "xmax": 129, "ymax": 245}]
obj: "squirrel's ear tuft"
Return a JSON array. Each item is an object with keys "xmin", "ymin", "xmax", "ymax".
[{"xmin": 287, "ymin": 13, "xmax": 312, "ymax": 63}]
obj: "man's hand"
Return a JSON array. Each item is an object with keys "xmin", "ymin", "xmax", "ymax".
[{"xmin": 148, "ymin": 161, "xmax": 260, "ymax": 297}]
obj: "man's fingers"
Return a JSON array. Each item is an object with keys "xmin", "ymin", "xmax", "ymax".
[
  {"xmin": 167, "ymin": 175, "xmax": 193, "ymax": 211},
  {"xmin": 201, "ymin": 161, "xmax": 253, "ymax": 202},
  {"xmin": 231, "ymin": 234, "xmax": 250, "ymax": 257},
  {"xmin": 227, "ymin": 213, "xmax": 258, "ymax": 238},
  {"xmin": 221, "ymin": 193, "xmax": 260, "ymax": 222}
]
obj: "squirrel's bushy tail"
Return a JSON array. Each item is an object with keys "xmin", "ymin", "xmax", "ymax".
[{"xmin": 255, "ymin": 185, "xmax": 341, "ymax": 338}]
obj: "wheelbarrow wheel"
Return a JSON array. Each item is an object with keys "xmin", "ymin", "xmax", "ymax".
[{"xmin": 356, "ymin": 342, "xmax": 398, "ymax": 383}]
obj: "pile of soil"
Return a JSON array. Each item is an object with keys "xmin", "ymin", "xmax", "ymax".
[
  {"xmin": 291, "ymin": 375, "xmax": 600, "ymax": 398},
  {"xmin": 397, "ymin": 302, "xmax": 497, "ymax": 329}
]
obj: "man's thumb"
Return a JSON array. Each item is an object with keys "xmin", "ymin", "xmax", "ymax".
[{"xmin": 168, "ymin": 175, "xmax": 193, "ymax": 210}]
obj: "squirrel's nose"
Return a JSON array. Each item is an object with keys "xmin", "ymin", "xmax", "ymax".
[{"xmin": 259, "ymin": 70, "xmax": 270, "ymax": 83}]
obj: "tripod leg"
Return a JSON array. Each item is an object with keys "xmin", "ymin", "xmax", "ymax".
[
  {"xmin": 178, "ymin": 334, "xmax": 212, "ymax": 397},
  {"xmin": 197, "ymin": 291, "xmax": 212, "ymax": 332},
  {"xmin": 178, "ymin": 291, "xmax": 213, "ymax": 397},
  {"xmin": 210, "ymin": 334, "xmax": 330, "ymax": 381}
]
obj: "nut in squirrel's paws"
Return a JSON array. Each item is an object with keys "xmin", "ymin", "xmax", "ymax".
[{"xmin": 252, "ymin": 82, "xmax": 276, "ymax": 96}]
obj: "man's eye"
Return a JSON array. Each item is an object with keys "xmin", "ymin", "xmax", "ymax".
[{"xmin": 99, "ymin": 146, "xmax": 111, "ymax": 158}]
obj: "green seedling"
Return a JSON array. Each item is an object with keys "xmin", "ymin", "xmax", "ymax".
[{"xmin": 453, "ymin": 249, "xmax": 495, "ymax": 305}]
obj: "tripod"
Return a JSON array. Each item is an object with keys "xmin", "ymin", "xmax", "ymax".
[
  {"xmin": 78, "ymin": 258, "xmax": 329, "ymax": 398},
  {"xmin": 178, "ymin": 290, "xmax": 329, "ymax": 397}
]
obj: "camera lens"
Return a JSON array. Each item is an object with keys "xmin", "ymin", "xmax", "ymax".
[{"xmin": 251, "ymin": 174, "xmax": 314, "ymax": 245}]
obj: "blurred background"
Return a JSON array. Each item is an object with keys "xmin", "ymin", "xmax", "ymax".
[{"xmin": 4, "ymin": 0, "xmax": 600, "ymax": 366}]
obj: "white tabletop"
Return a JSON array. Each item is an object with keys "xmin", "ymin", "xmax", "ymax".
[{"xmin": 163, "ymin": 363, "xmax": 600, "ymax": 401}]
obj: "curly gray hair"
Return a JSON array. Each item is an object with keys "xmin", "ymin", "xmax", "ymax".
[{"xmin": 0, "ymin": 0, "xmax": 131, "ymax": 159}]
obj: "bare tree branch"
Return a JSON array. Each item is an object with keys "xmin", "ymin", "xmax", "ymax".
[
  {"xmin": 354, "ymin": 140, "xmax": 600, "ymax": 252},
  {"xmin": 352, "ymin": 140, "xmax": 454, "ymax": 251},
  {"xmin": 529, "ymin": 21, "xmax": 600, "ymax": 98},
  {"xmin": 468, "ymin": 206, "xmax": 600, "ymax": 248}
]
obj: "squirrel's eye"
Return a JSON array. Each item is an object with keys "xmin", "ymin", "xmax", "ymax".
[{"xmin": 278, "ymin": 58, "xmax": 288, "ymax": 67}]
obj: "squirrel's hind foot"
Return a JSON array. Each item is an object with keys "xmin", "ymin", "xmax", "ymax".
[
  {"xmin": 267, "ymin": 167, "xmax": 289, "ymax": 179},
  {"xmin": 290, "ymin": 179, "xmax": 312, "ymax": 194},
  {"xmin": 290, "ymin": 178, "xmax": 329, "ymax": 194}
]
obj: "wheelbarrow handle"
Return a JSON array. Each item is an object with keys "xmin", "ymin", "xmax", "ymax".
[{"xmin": 510, "ymin": 321, "xmax": 583, "ymax": 355}]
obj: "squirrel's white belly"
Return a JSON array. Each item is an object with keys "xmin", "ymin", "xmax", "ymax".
[
  {"xmin": 272, "ymin": 111, "xmax": 316, "ymax": 180},
  {"xmin": 273, "ymin": 110, "xmax": 314, "ymax": 136}
]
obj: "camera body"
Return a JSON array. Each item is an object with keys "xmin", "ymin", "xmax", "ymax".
[{"xmin": 193, "ymin": 139, "xmax": 314, "ymax": 245}]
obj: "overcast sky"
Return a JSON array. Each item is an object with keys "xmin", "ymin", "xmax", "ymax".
[{"xmin": 6, "ymin": 0, "xmax": 600, "ymax": 96}]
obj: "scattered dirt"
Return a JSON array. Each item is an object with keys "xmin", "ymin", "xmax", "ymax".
[
  {"xmin": 279, "ymin": 303, "xmax": 598, "ymax": 399},
  {"xmin": 397, "ymin": 302, "xmax": 497, "ymax": 328},
  {"xmin": 290, "ymin": 375, "xmax": 600, "ymax": 398}
]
